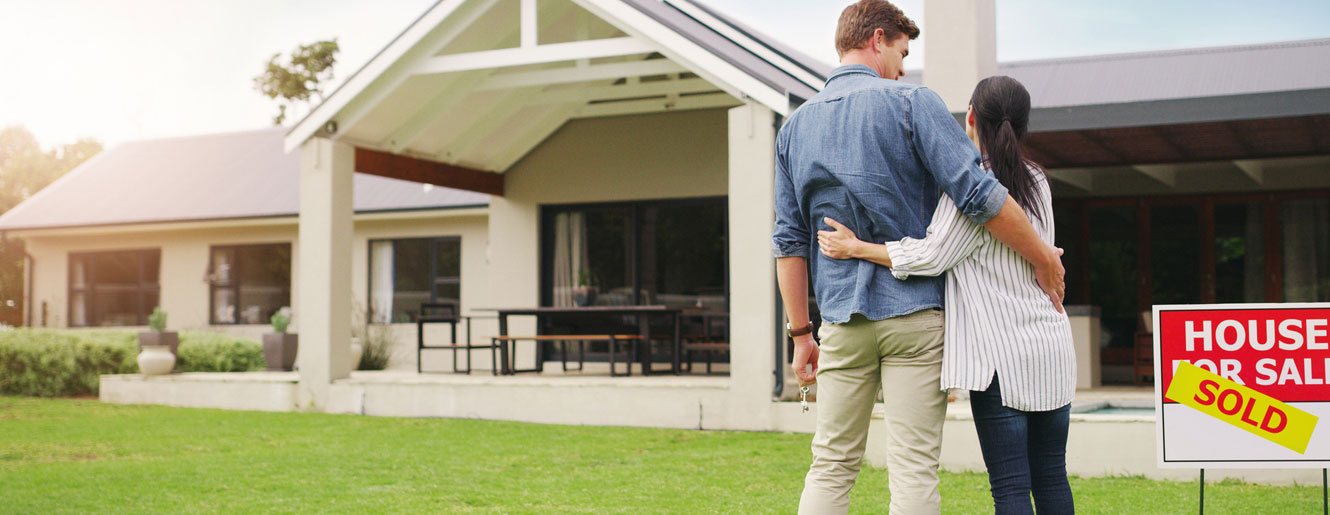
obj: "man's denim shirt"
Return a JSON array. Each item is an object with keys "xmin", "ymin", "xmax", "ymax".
[{"xmin": 772, "ymin": 64, "xmax": 1008, "ymax": 324}]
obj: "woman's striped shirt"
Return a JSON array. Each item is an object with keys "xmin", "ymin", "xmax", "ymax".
[{"xmin": 884, "ymin": 169, "xmax": 1075, "ymax": 411}]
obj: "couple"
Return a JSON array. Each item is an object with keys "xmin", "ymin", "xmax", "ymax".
[{"xmin": 773, "ymin": 1, "xmax": 1075, "ymax": 514}]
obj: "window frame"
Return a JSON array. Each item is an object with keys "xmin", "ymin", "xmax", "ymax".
[
  {"xmin": 207, "ymin": 242, "xmax": 293, "ymax": 325},
  {"xmin": 365, "ymin": 236, "xmax": 463, "ymax": 323},
  {"xmin": 67, "ymin": 248, "xmax": 161, "ymax": 327},
  {"xmin": 538, "ymin": 196, "xmax": 730, "ymax": 310}
]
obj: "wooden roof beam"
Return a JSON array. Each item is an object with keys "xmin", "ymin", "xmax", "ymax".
[{"xmin": 354, "ymin": 147, "xmax": 504, "ymax": 196}]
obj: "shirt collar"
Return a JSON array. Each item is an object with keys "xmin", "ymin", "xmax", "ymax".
[{"xmin": 826, "ymin": 64, "xmax": 880, "ymax": 85}]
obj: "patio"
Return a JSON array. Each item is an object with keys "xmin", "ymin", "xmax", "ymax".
[
  {"xmin": 99, "ymin": 368, "xmax": 741, "ymax": 429},
  {"xmin": 97, "ymin": 372, "xmax": 1322, "ymax": 485}
]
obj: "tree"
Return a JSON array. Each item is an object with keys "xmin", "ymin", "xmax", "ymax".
[
  {"xmin": 0, "ymin": 126, "xmax": 102, "ymax": 325},
  {"xmin": 253, "ymin": 39, "xmax": 340, "ymax": 125},
  {"xmin": 0, "ymin": 127, "xmax": 101, "ymax": 213}
]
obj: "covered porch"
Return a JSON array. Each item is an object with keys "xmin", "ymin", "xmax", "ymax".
[{"xmin": 279, "ymin": 0, "xmax": 822, "ymax": 426}]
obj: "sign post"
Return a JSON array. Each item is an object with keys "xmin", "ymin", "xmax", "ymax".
[{"xmin": 1153, "ymin": 303, "xmax": 1330, "ymax": 512}]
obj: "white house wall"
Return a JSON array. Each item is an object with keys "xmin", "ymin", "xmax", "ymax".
[
  {"xmin": 22, "ymin": 212, "xmax": 490, "ymax": 374},
  {"xmin": 488, "ymin": 108, "xmax": 729, "ymax": 342}
]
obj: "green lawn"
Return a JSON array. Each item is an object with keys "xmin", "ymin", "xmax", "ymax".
[{"xmin": 0, "ymin": 396, "xmax": 1321, "ymax": 514}]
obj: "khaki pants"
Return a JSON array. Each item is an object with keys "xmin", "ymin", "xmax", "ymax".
[{"xmin": 798, "ymin": 310, "xmax": 947, "ymax": 515}]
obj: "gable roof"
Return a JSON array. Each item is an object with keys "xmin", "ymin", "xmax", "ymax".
[
  {"xmin": 0, "ymin": 128, "xmax": 487, "ymax": 232},
  {"xmin": 283, "ymin": 0, "xmax": 831, "ymax": 156},
  {"xmin": 626, "ymin": 0, "xmax": 826, "ymax": 104}
]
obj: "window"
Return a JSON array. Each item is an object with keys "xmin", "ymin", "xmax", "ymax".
[
  {"xmin": 541, "ymin": 198, "xmax": 727, "ymax": 311},
  {"xmin": 68, "ymin": 249, "xmax": 160, "ymax": 327},
  {"xmin": 209, "ymin": 244, "xmax": 291, "ymax": 325},
  {"xmin": 368, "ymin": 237, "xmax": 461, "ymax": 323},
  {"xmin": 1282, "ymin": 197, "xmax": 1330, "ymax": 302}
]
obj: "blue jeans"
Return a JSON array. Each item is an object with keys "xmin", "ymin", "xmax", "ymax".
[{"xmin": 969, "ymin": 377, "xmax": 1074, "ymax": 514}]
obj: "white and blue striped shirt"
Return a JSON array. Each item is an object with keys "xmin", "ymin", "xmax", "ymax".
[{"xmin": 884, "ymin": 170, "xmax": 1075, "ymax": 411}]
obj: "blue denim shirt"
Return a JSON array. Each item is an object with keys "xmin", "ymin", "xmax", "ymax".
[{"xmin": 772, "ymin": 64, "xmax": 1009, "ymax": 324}]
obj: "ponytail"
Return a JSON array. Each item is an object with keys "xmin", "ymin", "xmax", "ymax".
[{"xmin": 970, "ymin": 76, "xmax": 1045, "ymax": 224}]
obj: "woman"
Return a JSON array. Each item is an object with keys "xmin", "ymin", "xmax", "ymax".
[{"xmin": 818, "ymin": 75, "xmax": 1075, "ymax": 514}]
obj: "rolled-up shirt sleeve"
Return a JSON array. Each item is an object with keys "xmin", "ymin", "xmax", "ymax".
[
  {"xmin": 908, "ymin": 87, "xmax": 1009, "ymax": 225},
  {"xmin": 771, "ymin": 133, "xmax": 810, "ymax": 259}
]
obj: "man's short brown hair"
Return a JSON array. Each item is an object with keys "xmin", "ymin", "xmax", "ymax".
[{"xmin": 835, "ymin": 0, "xmax": 920, "ymax": 57}]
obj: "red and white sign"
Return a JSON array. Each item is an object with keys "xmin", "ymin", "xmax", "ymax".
[{"xmin": 1154, "ymin": 303, "xmax": 1330, "ymax": 468}]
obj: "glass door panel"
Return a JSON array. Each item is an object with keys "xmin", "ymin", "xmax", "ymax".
[
  {"xmin": 1214, "ymin": 202, "xmax": 1266, "ymax": 303},
  {"xmin": 1087, "ymin": 205, "xmax": 1137, "ymax": 350},
  {"xmin": 1281, "ymin": 198, "xmax": 1330, "ymax": 302},
  {"xmin": 1150, "ymin": 204, "xmax": 1201, "ymax": 305}
]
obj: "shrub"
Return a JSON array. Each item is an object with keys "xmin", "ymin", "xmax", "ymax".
[
  {"xmin": 0, "ymin": 329, "xmax": 263, "ymax": 397},
  {"xmin": 0, "ymin": 330, "xmax": 137, "ymax": 397},
  {"xmin": 351, "ymin": 304, "xmax": 393, "ymax": 371},
  {"xmin": 357, "ymin": 323, "xmax": 394, "ymax": 371},
  {"xmin": 174, "ymin": 333, "xmax": 265, "ymax": 373},
  {"xmin": 270, "ymin": 308, "xmax": 291, "ymax": 334},
  {"xmin": 148, "ymin": 307, "xmax": 167, "ymax": 331}
]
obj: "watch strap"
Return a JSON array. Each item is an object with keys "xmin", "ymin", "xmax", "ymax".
[{"xmin": 788, "ymin": 322, "xmax": 813, "ymax": 337}]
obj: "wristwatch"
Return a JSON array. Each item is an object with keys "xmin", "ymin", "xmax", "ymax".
[{"xmin": 787, "ymin": 321, "xmax": 813, "ymax": 338}]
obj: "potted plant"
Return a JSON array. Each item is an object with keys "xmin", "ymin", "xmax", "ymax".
[
  {"xmin": 137, "ymin": 307, "xmax": 177, "ymax": 375},
  {"xmin": 573, "ymin": 269, "xmax": 599, "ymax": 307},
  {"xmin": 263, "ymin": 307, "xmax": 298, "ymax": 371}
]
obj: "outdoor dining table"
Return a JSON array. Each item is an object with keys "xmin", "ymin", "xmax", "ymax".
[{"xmin": 479, "ymin": 305, "xmax": 682, "ymax": 376}]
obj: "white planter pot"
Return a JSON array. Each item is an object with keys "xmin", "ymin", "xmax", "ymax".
[{"xmin": 138, "ymin": 344, "xmax": 176, "ymax": 375}]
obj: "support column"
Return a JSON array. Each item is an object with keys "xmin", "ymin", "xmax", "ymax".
[
  {"xmin": 296, "ymin": 137, "xmax": 355, "ymax": 410},
  {"xmin": 922, "ymin": 0, "xmax": 997, "ymax": 112},
  {"xmin": 726, "ymin": 102, "xmax": 779, "ymax": 429}
]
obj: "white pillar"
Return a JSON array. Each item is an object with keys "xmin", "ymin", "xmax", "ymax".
[
  {"xmin": 922, "ymin": 0, "xmax": 997, "ymax": 112},
  {"xmin": 726, "ymin": 102, "xmax": 779, "ymax": 429},
  {"xmin": 296, "ymin": 137, "xmax": 355, "ymax": 409}
]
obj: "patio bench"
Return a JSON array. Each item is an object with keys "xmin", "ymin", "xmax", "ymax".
[{"xmin": 491, "ymin": 334, "xmax": 644, "ymax": 377}]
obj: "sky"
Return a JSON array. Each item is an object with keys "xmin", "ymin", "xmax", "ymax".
[{"xmin": 2, "ymin": 0, "xmax": 1328, "ymax": 149}]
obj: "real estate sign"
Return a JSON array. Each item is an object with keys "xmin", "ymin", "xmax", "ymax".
[{"xmin": 1154, "ymin": 303, "xmax": 1330, "ymax": 468}]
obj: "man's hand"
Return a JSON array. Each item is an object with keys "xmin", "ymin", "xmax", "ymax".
[
  {"xmin": 790, "ymin": 335, "xmax": 819, "ymax": 386},
  {"xmin": 1036, "ymin": 246, "xmax": 1067, "ymax": 313}
]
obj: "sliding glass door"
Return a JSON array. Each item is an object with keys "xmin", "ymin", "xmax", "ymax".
[
  {"xmin": 1058, "ymin": 190, "xmax": 1330, "ymax": 384},
  {"xmin": 540, "ymin": 197, "xmax": 728, "ymax": 363}
]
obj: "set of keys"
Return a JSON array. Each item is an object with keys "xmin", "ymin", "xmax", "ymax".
[{"xmin": 800, "ymin": 362, "xmax": 813, "ymax": 413}]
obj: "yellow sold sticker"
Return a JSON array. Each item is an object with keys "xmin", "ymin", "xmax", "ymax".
[{"xmin": 1165, "ymin": 361, "xmax": 1319, "ymax": 454}]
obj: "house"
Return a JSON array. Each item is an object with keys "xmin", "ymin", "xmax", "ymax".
[
  {"xmin": 2, "ymin": 0, "xmax": 1327, "ymax": 474},
  {"xmin": 0, "ymin": 128, "xmax": 489, "ymax": 358}
]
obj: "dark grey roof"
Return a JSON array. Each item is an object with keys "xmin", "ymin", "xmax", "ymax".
[
  {"xmin": 680, "ymin": 0, "xmax": 833, "ymax": 81},
  {"xmin": 901, "ymin": 38, "xmax": 1330, "ymax": 130},
  {"xmin": 0, "ymin": 128, "xmax": 488, "ymax": 231},
  {"xmin": 624, "ymin": 0, "xmax": 828, "ymax": 109}
]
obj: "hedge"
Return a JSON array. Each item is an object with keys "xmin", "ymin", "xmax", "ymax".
[{"xmin": 0, "ymin": 329, "xmax": 264, "ymax": 397}]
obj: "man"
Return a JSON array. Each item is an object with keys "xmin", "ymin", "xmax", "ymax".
[{"xmin": 772, "ymin": 1, "xmax": 1065, "ymax": 513}]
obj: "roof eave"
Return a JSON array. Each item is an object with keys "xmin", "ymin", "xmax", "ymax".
[
  {"xmin": 1, "ymin": 205, "xmax": 491, "ymax": 238},
  {"xmin": 1029, "ymin": 88, "xmax": 1330, "ymax": 132},
  {"xmin": 284, "ymin": 0, "xmax": 469, "ymax": 154}
]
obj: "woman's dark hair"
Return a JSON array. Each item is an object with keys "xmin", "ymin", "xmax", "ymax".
[{"xmin": 969, "ymin": 75, "xmax": 1045, "ymax": 223}]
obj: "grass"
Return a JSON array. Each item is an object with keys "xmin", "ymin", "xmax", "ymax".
[{"xmin": 0, "ymin": 396, "xmax": 1323, "ymax": 514}]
